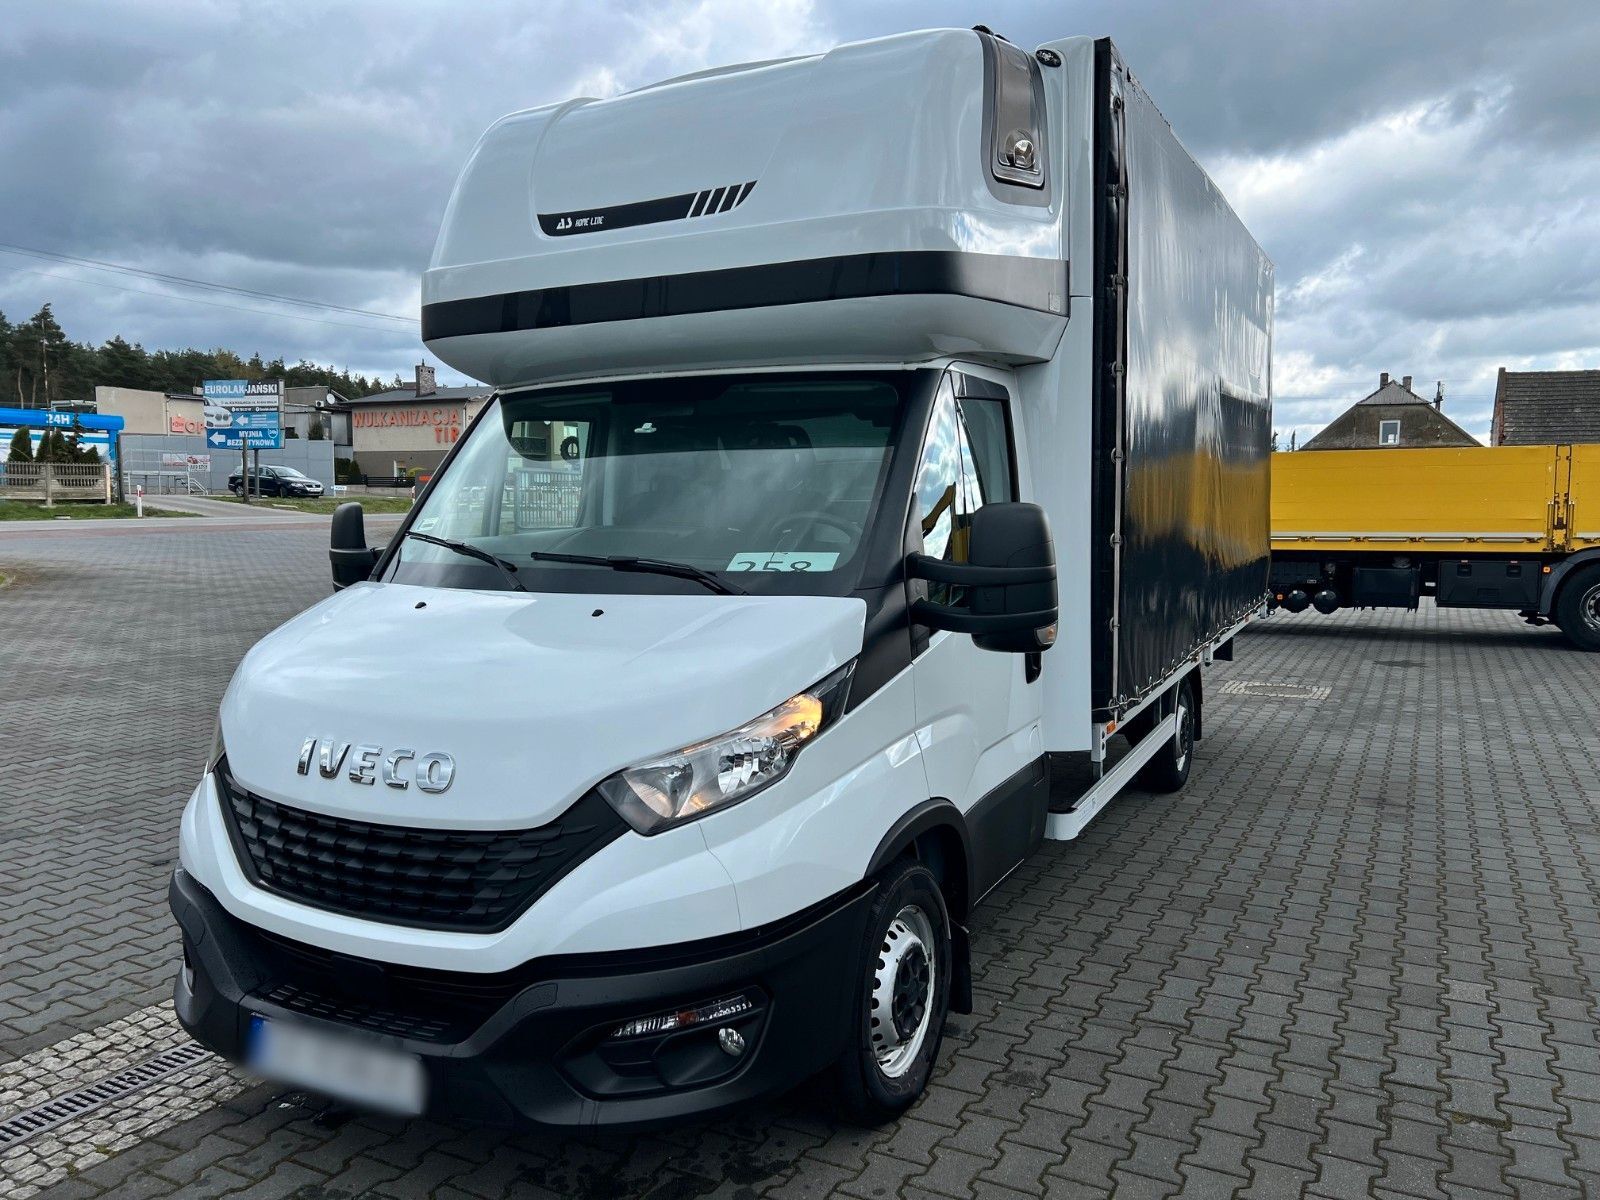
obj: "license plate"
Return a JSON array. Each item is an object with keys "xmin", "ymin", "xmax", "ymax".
[{"xmin": 247, "ymin": 1015, "xmax": 426, "ymax": 1116}]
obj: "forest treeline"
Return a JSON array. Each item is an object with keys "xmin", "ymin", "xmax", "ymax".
[{"xmin": 0, "ymin": 303, "xmax": 401, "ymax": 410}]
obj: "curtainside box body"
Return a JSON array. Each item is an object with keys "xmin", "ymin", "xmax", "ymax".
[{"xmin": 1078, "ymin": 41, "xmax": 1272, "ymax": 718}]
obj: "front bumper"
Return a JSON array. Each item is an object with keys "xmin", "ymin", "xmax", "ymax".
[{"xmin": 169, "ymin": 869, "xmax": 872, "ymax": 1129}]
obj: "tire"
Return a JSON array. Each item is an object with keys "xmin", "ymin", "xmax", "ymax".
[
  {"xmin": 1554, "ymin": 565, "xmax": 1600, "ymax": 652},
  {"xmin": 829, "ymin": 858, "xmax": 951, "ymax": 1125},
  {"xmin": 1135, "ymin": 676, "xmax": 1196, "ymax": 794}
]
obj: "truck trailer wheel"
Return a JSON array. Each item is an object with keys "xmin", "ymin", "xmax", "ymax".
[
  {"xmin": 1554, "ymin": 565, "xmax": 1600, "ymax": 652},
  {"xmin": 829, "ymin": 858, "xmax": 951, "ymax": 1124},
  {"xmin": 1135, "ymin": 677, "xmax": 1196, "ymax": 794}
]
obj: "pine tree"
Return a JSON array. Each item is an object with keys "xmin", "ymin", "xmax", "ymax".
[
  {"xmin": 0, "ymin": 308, "xmax": 12, "ymax": 407},
  {"xmin": 12, "ymin": 304, "xmax": 70, "ymax": 408},
  {"xmin": 98, "ymin": 335, "xmax": 153, "ymax": 390},
  {"xmin": 0, "ymin": 299, "xmax": 402, "ymax": 408},
  {"xmin": 7, "ymin": 426, "xmax": 32, "ymax": 462}
]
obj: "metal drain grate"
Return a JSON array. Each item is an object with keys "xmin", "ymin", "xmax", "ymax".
[
  {"xmin": 0, "ymin": 1041, "xmax": 213, "ymax": 1150},
  {"xmin": 1218, "ymin": 679, "xmax": 1331, "ymax": 701}
]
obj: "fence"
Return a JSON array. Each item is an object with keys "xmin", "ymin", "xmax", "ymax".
[
  {"xmin": 118, "ymin": 433, "xmax": 335, "ymax": 495},
  {"xmin": 121, "ymin": 470, "xmax": 208, "ymax": 497},
  {"xmin": 512, "ymin": 468, "xmax": 583, "ymax": 528},
  {"xmin": 0, "ymin": 462, "xmax": 114, "ymax": 505}
]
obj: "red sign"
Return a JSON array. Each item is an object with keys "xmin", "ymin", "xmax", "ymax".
[
  {"xmin": 353, "ymin": 406, "xmax": 465, "ymax": 445},
  {"xmin": 352, "ymin": 407, "xmax": 463, "ymax": 429}
]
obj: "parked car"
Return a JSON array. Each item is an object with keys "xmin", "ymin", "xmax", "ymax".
[{"xmin": 227, "ymin": 466, "xmax": 325, "ymax": 498}]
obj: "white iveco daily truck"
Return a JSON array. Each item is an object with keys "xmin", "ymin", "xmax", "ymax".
[{"xmin": 172, "ymin": 29, "xmax": 1273, "ymax": 1127}]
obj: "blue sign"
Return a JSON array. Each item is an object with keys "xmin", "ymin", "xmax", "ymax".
[
  {"xmin": 202, "ymin": 379, "xmax": 282, "ymax": 448},
  {"xmin": 0, "ymin": 407, "xmax": 124, "ymax": 432},
  {"xmin": 0, "ymin": 409, "xmax": 123, "ymax": 463},
  {"xmin": 206, "ymin": 409, "xmax": 282, "ymax": 450}
]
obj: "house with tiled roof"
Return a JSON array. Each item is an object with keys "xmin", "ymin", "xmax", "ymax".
[
  {"xmin": 1490, "ymin": 368, "xmax": 1600, "ymax": 446},
  {"xmin": 1300, "ymin": 373, "xmax": 1479, "ymax": 451}
]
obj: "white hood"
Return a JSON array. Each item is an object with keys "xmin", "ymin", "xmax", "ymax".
[{"xmin": 220, "ymin": 582, "xmax": 866, "ymax": 829}]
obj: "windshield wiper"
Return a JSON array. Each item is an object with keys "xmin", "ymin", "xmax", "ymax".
[
  {"xmin": 404, "ymin": 531, "xmax": 528, "ymax": 593},
  {"xmin": 527, "ymin": 550, "xmax": 747, "ymax": 596}
]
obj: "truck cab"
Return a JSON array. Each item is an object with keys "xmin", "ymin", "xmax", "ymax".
[{"xmin": 172, "ymin": 28, "xmax": 1271, "ymax": 1128}]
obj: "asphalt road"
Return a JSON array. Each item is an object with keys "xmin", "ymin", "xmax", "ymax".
[{"xmin": 2, "ymin": 517, "xmax": 1599, "ymax": 1199}]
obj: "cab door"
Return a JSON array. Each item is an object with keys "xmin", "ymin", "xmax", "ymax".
[{"xmin": 909, "ymin": 371, "xmax": 1047, "ymax": 898}]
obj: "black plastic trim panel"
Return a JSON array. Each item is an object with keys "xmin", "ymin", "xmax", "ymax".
[
  {"xmin": 975, "ymin": 29, "xmax": 1051, "ymax": 204},
  {"xmin": 865, "ymin": 798, "xmax": 975, "ymax": 915},
  {"xmin": 422, "ymin": 251, "xmax": 1069, "ymax": 341},
  {"xmin": 169, "ymin": 869, "xmax": 875, "ymax": 1130},
  {"xmin": 966, "ymin": 756, "xmax": 1050, "ymax": 901}
]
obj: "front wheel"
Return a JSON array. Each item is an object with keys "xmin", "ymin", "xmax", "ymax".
[
  {"xmin": 1554, "ymin": 565, "xmax": 1600, "ymax": 652},
  {"xmin": 1135, "ymin": 676, "xmax": 1196, "ymax": 794},
  {"xmin": 829, "ymin": 859, "xmax": 951, "ymax": 1124}
]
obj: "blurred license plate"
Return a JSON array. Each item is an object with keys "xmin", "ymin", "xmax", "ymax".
[{"xmin": 247, "ymin": 1015, "xmax": 425, "ymax": 1115}]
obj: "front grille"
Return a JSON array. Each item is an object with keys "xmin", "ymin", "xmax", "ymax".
[
  {"xmin": 216, "ymin": 765, "xmax": 628, "ymax": 932},
  {"xmin": 260, "ymin": 982, "xmax": 456, "ymax": 1042}
]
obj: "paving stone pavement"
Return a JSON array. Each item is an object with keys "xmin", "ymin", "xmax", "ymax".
[{"xmin": 3, "ymin": 520, "xmax": 1600, "ymax": 1199}]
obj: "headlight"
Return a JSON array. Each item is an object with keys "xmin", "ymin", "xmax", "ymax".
[{"xmin": 597, "ymin": 662, "xmax": 855, "ymax": 834}]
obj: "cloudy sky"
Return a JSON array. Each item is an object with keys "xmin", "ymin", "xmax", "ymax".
[{"xmin": 3, "ymin": 0, "xmax": 1596, "ymax": 438}]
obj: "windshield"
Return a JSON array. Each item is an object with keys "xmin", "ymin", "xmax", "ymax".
[
  {"xmin": 275, "ymin": 467, "xmax": 307, "ymax": 478},
  {"xmin": 387, "ymin": 372, "xmax": 913, "ymax": 596}
]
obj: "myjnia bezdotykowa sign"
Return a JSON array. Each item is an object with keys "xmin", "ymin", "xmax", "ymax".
[{"xmin": 202, "ymin": 380, "xmax": 283, "ymax": 450}]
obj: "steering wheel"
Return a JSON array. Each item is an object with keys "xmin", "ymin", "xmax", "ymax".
[{"xmin": 765, "ymin": 509, "xmax": 861, "ymax": 550}]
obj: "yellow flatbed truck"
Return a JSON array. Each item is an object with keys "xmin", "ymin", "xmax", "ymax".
[{"xmin": 1270, "ymin": 444, "xmax": 1600, "ymax": 650}]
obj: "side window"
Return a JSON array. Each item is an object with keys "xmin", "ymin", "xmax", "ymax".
[
  {"xmin": 913, "ymin": 381, "xmax": 991, "ymax": 607},
  {"xmin": 955, "ymin": 395, "xmax": 1014, "ymax": 506},
  {"xmin": 913, "ymin": 384, "xmax": 964, "ymax": 569},
  {"xmin": 911, "ymin": 378, "xmax": 1019, "ymax": 612}
]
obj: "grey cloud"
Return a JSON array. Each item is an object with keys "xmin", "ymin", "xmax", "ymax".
[
  {"xmin": 825, "ymin": 1, "xmax": 1600, "ymax": 157},
  {"xmin": 1, "ymin": 0, "xmax": 1596, "ymax": 420}
]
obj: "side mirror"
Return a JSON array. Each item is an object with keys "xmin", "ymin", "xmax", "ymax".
[
  {"xmin": 909, "ymin": 502, "xmax": 1058, "ymax": 654},
  {"xmin": 330, "ymin": 502, "xmax": 380, "ymax": 591}
]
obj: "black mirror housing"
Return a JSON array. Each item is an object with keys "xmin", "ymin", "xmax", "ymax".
[
  {"xmin": 909, "ymin": 502, "xmax": 1058, "ymax": 654},
  {"xmin": 330, "ymin": 502, "xmax": 380, "ymax": 591}
]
